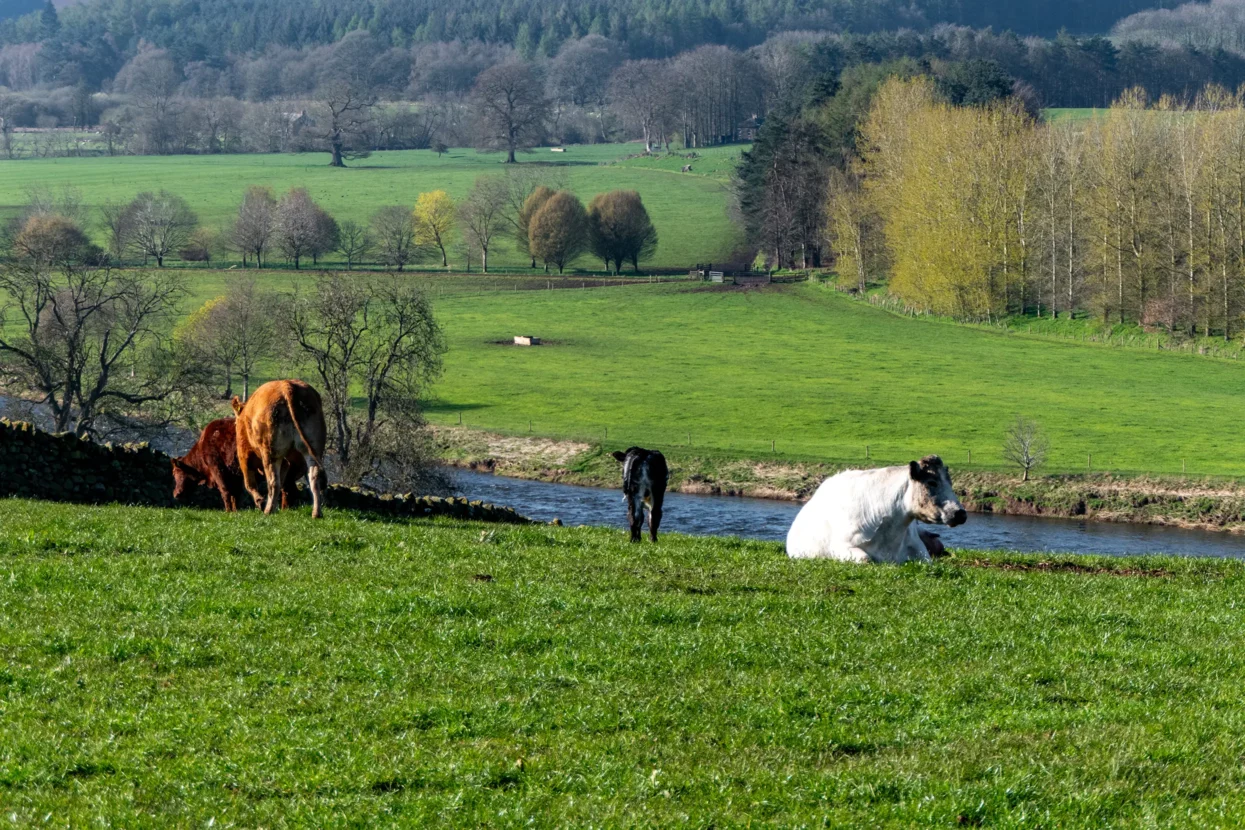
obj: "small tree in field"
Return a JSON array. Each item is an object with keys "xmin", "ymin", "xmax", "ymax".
[
  {"xmin": 516, "ymin": 185, "xmax": 556, "ymax": 268},
  {"xmin": 458, "ymin": 176, "xmax": 508, "ymax": 273},
  {"xmin": 529, "ymin": 191, "xmax": 587, "ymax": 274},
  {"xmin": 177, "ymin": 274, "xmax": 276, "ymax": 400},
  {"xmin": 128, "ymin": 190, "xmax": 197, "ymax": 267},
  {"xmin": 335, "ymin": 220, "xmax": 373, "ymax": 270},
  {"xmin": 1002, "ymin": 417, "xmax": 1049, "ymax": 482},
  {"xmin": 231, "ymin": 186, "xmax": 277, "ymax": 268},
  {"xmin": 371, "ymin": 205, "xmax": 421, "ymax": 271},
  {"xmin": 586, "ymin": 190, "xmax": 658, "ymax": 274},
  {"xmin": 414, "ymin": 190, "xmax": 456, "ymax": 267},
  {"xmin": 286, "ymin": 272, "xmax": 447, "ymax": 491}
]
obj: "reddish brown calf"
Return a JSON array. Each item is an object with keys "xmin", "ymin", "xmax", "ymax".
[{"xmin": 172, "ymin": 417, "xmax": 307, "ymax": 511}]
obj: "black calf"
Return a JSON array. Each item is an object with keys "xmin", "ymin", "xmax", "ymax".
[{"xmin": 611, "ymin": 447, "xmax": 668, "ymax": 542}]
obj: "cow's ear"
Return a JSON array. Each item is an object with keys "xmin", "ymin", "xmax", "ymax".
[
  {"xmin": 611, "ymin": 451, "xmax": 627, "ymax": 463},
  {"xmin": 230, "ymin": 396, "xmax": 244, "ymax": 415},
  {"xmin": 908, "ymin": 461, "xmax": 925, "ymax": 481}
]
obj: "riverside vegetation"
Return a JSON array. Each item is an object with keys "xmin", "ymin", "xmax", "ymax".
[{"xmin": 3, "ymin": 498, "xmax": 1245, "ymax": 825}]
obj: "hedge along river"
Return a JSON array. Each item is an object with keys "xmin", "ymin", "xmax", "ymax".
[{"xmin": 453, "ymin": 469, "xmax": 1245, "ymax": 559}]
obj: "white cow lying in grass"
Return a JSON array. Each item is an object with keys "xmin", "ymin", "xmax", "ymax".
[{"xmin": 786, "ymin": 456, "xmax": 967, "ymax": 563}]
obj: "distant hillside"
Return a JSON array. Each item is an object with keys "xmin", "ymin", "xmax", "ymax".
[
  {"xmin": 1114, "ymin": 0, "xmax": 1245, "ymax": 54},
  {"xmin": 2, "ymin": 0, "xmax": 1197, "ymax": 59}
]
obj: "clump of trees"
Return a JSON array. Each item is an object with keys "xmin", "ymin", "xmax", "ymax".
[
  {"xmin": 0, "ymin": 211, "xmax": 205, "ymax": 436},
  {"xmin": 846, "ymin": 78, "xmax": 1245, "ymax": 337},
  {"xmin": 586, "ymin": 190, "xmax": 658, "ymax": 274}
]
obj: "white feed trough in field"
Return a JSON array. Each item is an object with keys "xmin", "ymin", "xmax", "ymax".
[{"xmin": 514, "ymin": 335, "xmax": 542, "ymax": 346}]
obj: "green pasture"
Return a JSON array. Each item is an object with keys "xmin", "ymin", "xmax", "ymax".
[
  {"xmin": 1044, "ymin": 107, "xmax": 1104, "ymax": 123},
  {"xmin": 0, "ymin": 144, "xmax": 744, "ymax": 270},
  {"xmin": 1, "ymin": 499, "xmax": 1244, "ymax": 825},
  {"xmin": 417, "ymin": 281, "xmax": 1245, "ymax": 477}
]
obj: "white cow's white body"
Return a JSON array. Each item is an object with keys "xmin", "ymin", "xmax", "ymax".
[{"xmin": 787, "ymin": 465, "xmax": 938, "ymax": 564}]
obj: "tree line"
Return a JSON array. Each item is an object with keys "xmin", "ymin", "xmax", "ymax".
[
  {"xmin": 5, "ymin": 175, "xmax": 659, "ymax": 275},
  {"xmin": 832, "ymin": 77, "xmax": 1245, "ymax": 339},
  {"xmin": 0, "ymin": 0, "xmax": 1171, "ymax": 74},
  {"xmin": 7, "ymin": 20, "xmax": 1245, "ymax": 161}
]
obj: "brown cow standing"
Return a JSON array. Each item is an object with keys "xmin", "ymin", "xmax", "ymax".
[
  {"xmin": 171, "ymin": 417, "xmax": 307, "ymax": 512},
  {"xmin": 233, "ymin": 379, "xmax": 328, "ymax": 518}
]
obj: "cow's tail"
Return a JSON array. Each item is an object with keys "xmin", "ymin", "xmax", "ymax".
[{"xmin": 282, "ymin": 383, "xmax": 324, "ymax": 470}]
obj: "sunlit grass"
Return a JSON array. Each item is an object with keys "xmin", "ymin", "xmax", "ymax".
[{"xmin": 0, "ymin": 499, "xmax": 1243, "ymax": 826}]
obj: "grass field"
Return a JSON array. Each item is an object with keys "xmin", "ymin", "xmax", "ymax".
[
  {"xmin": 2, "ymin": 499, "xmax": 1244, "ymax": 825},
  {"xmin": 1044, "ymin": 108, "xmax": 1105, "ymax": 123},
  {"xmin": 0, "ymin": 144, "xmax": 744, "ymax": 270},
  {"xmin": 416, "ymin": 281, "xmax": 1245, "ymax": 477}
]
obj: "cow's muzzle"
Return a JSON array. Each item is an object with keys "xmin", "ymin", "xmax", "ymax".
[{"xmin": 944, "ymin": 507, "xmax": 968, "ymax": 527}]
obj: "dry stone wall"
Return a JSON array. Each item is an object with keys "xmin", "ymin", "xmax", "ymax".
[{"xmin": 0, "ymin": 419, "xmax": 530, "ymax": 525}]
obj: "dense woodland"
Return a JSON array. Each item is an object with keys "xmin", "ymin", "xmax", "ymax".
[{"xmin": 0, "ymin": 0, "xmax": 1188, "ymax": 60}]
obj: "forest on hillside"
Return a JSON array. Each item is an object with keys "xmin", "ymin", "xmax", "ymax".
[{"xmin": 0, "ymin": 0, "xmax": 1192, "ymax": 60}]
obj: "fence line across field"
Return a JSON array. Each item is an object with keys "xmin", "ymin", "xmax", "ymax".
[{"xmin": 436, "ymin": 417, "xmax": 1236, "ymax": 482}]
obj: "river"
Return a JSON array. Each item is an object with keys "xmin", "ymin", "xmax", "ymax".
[{"xmin": 454, "ymin": 469, "xmax": 1245, "ymax": 559}]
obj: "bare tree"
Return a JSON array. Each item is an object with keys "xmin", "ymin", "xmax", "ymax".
[
  {"xmin": 231, "ymin": 186, "xmax": 278, "ymax": 268},
  {"xmin": 178, "ymin": 274, "xmax": 275, "ymax": 400},
  {"xmin": 0, "ymin": 218, "xmax": 193, "ymax": 436},
  {"xmin": 98, "ymin": 200, "xmax": 137, "ymax": 264},
  {"xmin": 471, "ymin": 61, "xmax": 549, "ymax": 163},
  {"xmin": 608, "ymin": 60, "xmax": 672, "ymax": 153},
  {"xmin": 128, "ymin": 191, "xmax": 198, "ymax": 267},
  {"xmin": 315, "ymin": 79, "xmax": 376, "ymax": 167},
  {"xmin": 530, "ymin": 191, "xmax": 588, "ymax": 274},
  {"xmin": 0, "ymin": 94, "xmax": 18, "ymax": 160},
  {"xmin": 113, "ymin": 45, "xmax": 182, "ymax": 155},
  {"xmin": 335, "ymin": 220, "xmax": 373, "ymax": 270},
  {"xmin": 276, "ymin": 187, "xmax": 332, "ymax": 269},
  {"xmin": 286, "ymin": 272, "xmax": 446, "ymax": 490},
  {"xmin": 458, "ymin": 175, "xmax": 509, "ymax": 273},
  {"xmin": 371, "ymin": 205, "xmax": 422, "ymax": 271},
  {"xmin": 1002, "ymin": 417, "xmax": 1050, "ymax": 482}
]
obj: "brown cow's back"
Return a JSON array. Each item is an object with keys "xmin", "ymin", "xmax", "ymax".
[{"xmin": 234, "ymin": 380, "xmax": 328, "ymax": 517}]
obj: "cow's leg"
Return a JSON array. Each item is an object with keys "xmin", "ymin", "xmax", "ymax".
[
  {"xmin": 211, "ymin": 473, "xmax": 235, "ymax": 512},
  {"xmin": 648, "ymin": 488, "xmax": 665, "ymax": 542},
  {"xmin": 626, "ymin": 493, "xmax": 643, "ymax": 543},
  {"xmin": 841, "ymin": 546, "xmax": 872, "ymax": 564},
  {"xmin": 279, "ymin": 457, "xmax": 296, "ymax": 510},
  {"xmin": 307, "ymin": 462, "xmax": 325, "ymax": 519},
  {"xmin": 239, "ymin": 449, "xmax": 265, "ymax": 510},
  {"xmin": 261, "ymin": 456, "xmax": 281, "ymax": 515}
]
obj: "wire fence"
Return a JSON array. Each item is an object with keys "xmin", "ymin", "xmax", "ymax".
[{"xmin": 433, "ymin": 415, "xmax": 1245, "ymax": 482}]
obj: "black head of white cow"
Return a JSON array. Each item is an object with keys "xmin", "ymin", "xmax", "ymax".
[{"xmin": 907, "ymin": 455, "xmax": 967, "ymax": 527}]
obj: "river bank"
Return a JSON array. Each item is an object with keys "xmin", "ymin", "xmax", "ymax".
[{"xmin": 436, "ymin": 426, "xmax": 1245, "ymax": 533}]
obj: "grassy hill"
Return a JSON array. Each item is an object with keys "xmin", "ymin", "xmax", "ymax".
[
  {"xmin": 420, "ymin": 281, "xmax": 1245, "ymax": 477},
  {"xmin": 1, "ymin": 498, "xmax": 1243, "ymax": 825},
  {"xmin": 0, "ymin": 145, "xmax": 743, "ymax": 270}
]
